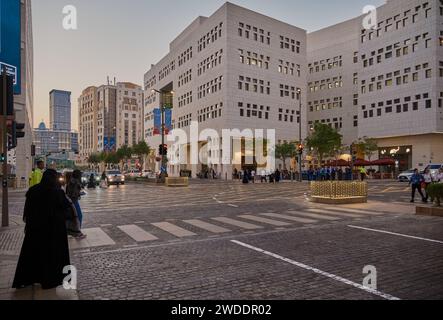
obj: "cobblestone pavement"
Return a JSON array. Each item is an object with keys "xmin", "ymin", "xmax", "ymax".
[{"xmin": 1, "ymin": 180, "xmax": 442, "ymax": 300}]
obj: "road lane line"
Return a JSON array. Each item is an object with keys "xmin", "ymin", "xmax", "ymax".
[
  {"xmin": 322, "ymin": 207, "xmax": 385, "ymax": 216},
  {"xmin": 231, "ymin": 240, "xmax": 400, "ymax": 301},
  {"xmin": 152, "ymin": 222, "xmax": 197, "ymax": 238},
  {"xmin": 287, "ymin": 211, "xmax": 340, "ymax": 221},
  {"xmin": 183, "ymin": 219, "xmax": 231, "ymax": 234},
  {"xmin": 239, "ymin": 215, "xmax": 291, "ymax": 227},
  {"xmin": 118, "ymin": 225, "xmax": 158, "ymax": 242},
  {"xmin": 212, "ymin": 217, "xmax": 263, "ymax": 230},
  {"xmin": 228, "ymin": 204, "xmax": 239, "ymax": 208},
  {"xmin": 260, "ymin": 213, "xmax": 317, "ymax": 224},
  {"xmin": 348, "ymin": 225, "xmax": 443, "ymax": 244},
  {"xmin": 307, "ymin": 208, "xmax": 362, "ymax": 218}
]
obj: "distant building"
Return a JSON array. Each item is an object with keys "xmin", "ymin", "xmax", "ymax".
[
  {"xmin": 33, "ymin": 122, "xmax": 79, "ymax": 157},
  {"xmin": 49, "ymin": 89, "xmax": 71, "ymax": 131}
]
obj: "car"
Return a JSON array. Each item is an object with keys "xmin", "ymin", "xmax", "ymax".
[
  {"xmin": 106, "ymin": 170, "xmax": 125, "ymax": 186},
  {"xmin": 141, "ymin": 170, "xmax": 156, "ymax": 179},
  {"xmin": 424, "ymin": 164, "xmax": 443, "ymax": 180},
  {"xmin": 398, "ymin": 169, "xmax": 415, "ymax": 182}
]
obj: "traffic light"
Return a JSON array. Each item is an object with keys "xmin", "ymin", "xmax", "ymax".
[
  {"xmin": 159, "ymin": 144, "xmax": 164, "ymax": 156},
  {"xmin": 7, "ymin": 121, "xmax": 25, "ymax": 151},
  {"xmin": 0, "ymin": 74, "xmax": 14, "ymax": 116},
  {"xmin": 0, "ymin": 153, "xmax": 4, "ymax": 162}
]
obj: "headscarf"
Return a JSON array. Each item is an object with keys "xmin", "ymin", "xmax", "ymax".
[{"xmin": 39, "ymin": 169, "xmax": 58, "ymax": 190}]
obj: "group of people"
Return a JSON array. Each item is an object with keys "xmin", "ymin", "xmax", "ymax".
[
  {"xmin": 409, "ymin": 167, "xmax": 443, "ymax": 203},
  {"xmin": 305, "ymin": 166, "xmax": 368, "ymax": 182},
  {"xmin": 233, "ymin": 168, "xmax": 282, "ymax": 184},
  {"xmin": 12, "ymin": 162, "xmax": 87, "ymax": 290}
]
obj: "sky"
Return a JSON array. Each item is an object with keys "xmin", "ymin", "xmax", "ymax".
[{"xmin": 32, "ymin": 0, "xmax": 385, "ymax": 130}]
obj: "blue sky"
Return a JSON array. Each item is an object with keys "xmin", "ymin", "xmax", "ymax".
[{"xmin": 32, "ymin": 0, "xmax": 385, "ymax": 129}]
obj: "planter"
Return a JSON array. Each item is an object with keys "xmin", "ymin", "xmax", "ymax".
[{"xmin": 310, "ymin": 181, "xmax": 368, "ymax": 204}]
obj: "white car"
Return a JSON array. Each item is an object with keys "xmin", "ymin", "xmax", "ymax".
[
  {"xmin": 106, "ymin": 170, "xmax": 125, "ymax": 186},
  {"xmin": 398, "ymin": 169, "xmax": 415, "ymax": 182},
  {"xmin": 141, "ymin": 170, "xmax": 156, "ymax": 179}
]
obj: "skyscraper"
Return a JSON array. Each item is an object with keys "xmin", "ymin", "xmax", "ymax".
[{"xmin": 49, "ymin": 89, "xmax": 71, "ymax": 131}]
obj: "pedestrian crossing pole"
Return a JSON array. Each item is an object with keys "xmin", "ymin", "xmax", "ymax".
[{"xmin": 1, "ymin": 68, "xmax": 9, "ymax": 227}]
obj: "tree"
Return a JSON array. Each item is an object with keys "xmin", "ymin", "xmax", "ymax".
[
  {"xmin": 117, "ymin": 145, "xmax": 133, "ymax": 171},
  {"xmin": 275, "ymin": 142, "xmax": 297, "ymax": 171},
  {"xmin": 105, "ymin": 152, "xmax": 120, "ymax": 166},
  {"xmin": 88, "ymin": 153, "xmax": 100, "ymax": 165},
  {"xmin": 133, "ymin": 141, "xmax": 151, "ymax": 170},
  {"xmin": 359, "ymin": 137, "xmax": 378, "ymax": 162},
  {"xmin": 306, "ymin": 123, "xmax": 342, "ymax": 165}
]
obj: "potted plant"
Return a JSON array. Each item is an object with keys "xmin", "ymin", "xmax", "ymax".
[{"xmin": 427, "ymin": 184, "xmax": 443, "ymax": 207}]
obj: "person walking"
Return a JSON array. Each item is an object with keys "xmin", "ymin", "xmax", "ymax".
[
  {"xmin": 359, "ymin": 167, "xmax": 368, "ymax": 181},
  {"xmin": 275, "ymin": 169, "xmax": 281, "ymax": 183},
  {"xmin": 409, "ymin": 169, "xmax": 426, "ymax": 203},
  {"xmin": 66, "ymin": 170, "xmax": 84, "ymax": 227},
  {"xmin": 422, "ymin": 168, "xmax": 433, "ymax": 202},
  {"xmin": 12, "ymin": 169, "xmax": 71, "ymax": 290},
  {"xmin": 251, "ymin": 170, "xmax": 256, "ymax": 184},
  {"xmin": 87, "ymin": 173, "xmax": 96, "ymax": 189},
  {"xmin": 29, "ymin": 160, "xmax": 45, "ymax": 188}
]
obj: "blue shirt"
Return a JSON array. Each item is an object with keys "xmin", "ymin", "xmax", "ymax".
[{"xmin": 410, "ymin": 173, "xmax": 423, "ymax": 185}]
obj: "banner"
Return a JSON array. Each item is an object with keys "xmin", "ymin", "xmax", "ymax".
[
  {"xmin": 153, "ymin": 108, "xmax": 161, "ymax": 136},
  {"xmin": 164, "ymin": 109, "xmax": 172, "ymax": 135},
  {"xmin": 0, "ymin": 0, "xmax": 21, "ymax": 94}
]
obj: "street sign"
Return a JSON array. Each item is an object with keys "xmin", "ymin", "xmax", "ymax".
[{"xmin": 0, "ymin": 0, "xmax": 21, "ymax": 94}]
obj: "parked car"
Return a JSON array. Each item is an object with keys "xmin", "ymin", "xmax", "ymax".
[
  {"xmin": 106, "ymin": 170, "xmax": 125, "ymax": 186},
  {"xmin": 141, "ymin": 170, "xmax": 156, "ymax": 179},
  {"xmin": 398, "ymin": 169, "xmax": 415, "ymax": 182},
  {"xmin": 424, "ymin": 164, "xmax": 443, "ymax": 180}
]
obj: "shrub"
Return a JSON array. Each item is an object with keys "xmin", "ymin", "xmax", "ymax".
[{"xmin": 427, "ymin": 183, "xmax": 443, "ymax": 206}]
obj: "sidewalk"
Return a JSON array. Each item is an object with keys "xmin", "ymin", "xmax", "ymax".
[{"xmin": 0, "ymin": 215, "xmax": 79, "ymax": 300}]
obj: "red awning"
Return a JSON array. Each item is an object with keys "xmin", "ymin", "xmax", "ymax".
[
  {"xmin": 326, "ymin": 159, "xmax": 350, "ymax": 167},
  {"xmin": 371, "ymin": 159, "xmax": 395, "ymax": 166},
  {"xmin": 354, "ymin": 159, "xmax": 372, "ymax": 166}
]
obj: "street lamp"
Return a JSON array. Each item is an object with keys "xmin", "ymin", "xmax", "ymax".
[
  {"xmin": 151, "ymin": 89, "xmax": 174, "ymax": 180},
  {"xmin": 297, "ymin": 88, "xmax": 303, "ymax": 182}
]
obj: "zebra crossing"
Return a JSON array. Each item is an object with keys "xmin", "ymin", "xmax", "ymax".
[{"xmin": 68, "ymin": 206, "xmax": 388, "ymax": 251}]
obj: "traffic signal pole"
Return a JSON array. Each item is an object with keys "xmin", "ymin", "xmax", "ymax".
[{"xmin": 1, "ymin": 69, "xmax": 9, "ymax": 227}]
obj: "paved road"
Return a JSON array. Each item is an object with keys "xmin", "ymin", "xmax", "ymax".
[{"xmin": 1, "ymin": 180, "xmax": 442, "ymax": 300}]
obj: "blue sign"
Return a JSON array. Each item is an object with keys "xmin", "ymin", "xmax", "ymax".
[
  {"xmin": 164, "ymin": 109, "xmax": 172, "ymax": 134},
  {"xmin": 0, "ymin": 0, "xmax": 21, "ymax": 94},
  {"xmin": 153, "ymin": 108, "xmax": 161, "ymax": 136},
  {"xmin": 103, "ymin": 137, "xmax": 116, "ymax": 152}
]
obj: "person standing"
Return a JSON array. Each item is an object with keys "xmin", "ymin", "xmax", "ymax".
[
  {"xmin": 29, "ymin": 160, "xmax": 45, "ymax": 188},
  {"xmin": 436, "ymin": 168, "xmax": 443, "ymax": 183},
  {"xmin": 275, "ymin": 169, "xmax": 281, "ymax": 183},
  {"xmin": 360, "ymin": 167, "xmax": 368, "ymax": 181},
  {"xmin": 422, "ymin": 168, "xmax": 433, "ymax": 202},
  {"xmin": 12, "ymin": 169, "xmax": 71, "ymax": 290},
  {"xmin": 66, "ymin": 170, "xmax": 84, "ymax": 227},
  {"xmin": 409, "ymin": 169, "xmax": 426, "ymax": 203}
]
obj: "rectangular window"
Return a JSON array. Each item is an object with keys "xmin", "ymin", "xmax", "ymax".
[{"xmin": 425, "ymin": 100, "xmax": 432, "ymax": 108}]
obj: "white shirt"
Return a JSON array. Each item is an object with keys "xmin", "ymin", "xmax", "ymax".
[
  {"xmin": 437, "ymin": 173, "xmax": 443, "ymax": 183},
  {"xmin": 423, "ymin": 174, "xmax": 433, "ymax": 183}
]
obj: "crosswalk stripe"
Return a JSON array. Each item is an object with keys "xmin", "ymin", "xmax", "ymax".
[
  {"xmin": 183, "ymin": 219, "xmax": 231, "ymax": 233},
  {"xmin": 260, "ymin": 213, "xmax": 317, "ymax": 224},
  {"xmin": 69, "ymin": 228, "xmax": 115, "ymax": 249},
  {"xmin": 212, "ymin": 217, "xmax": 263, "ymax": 230},
  {"xmin": 287, "ymin": 211, "xmax": 340, "ymax": 221},
  {"xmin": 118, "ymin": 225, "xmax": 158, "ymax": 242},
  {"xmin": 306, "ymin": 208, "xmax": 362, "ymax": 218},
  {"xmin": 151, "ymin": 222, "xmax": 197, "ymax": 238},
  {"xmin": 239, "ymin": 215, "xmax": 291, "ymax": 226},
  {"xmin": 321, "ymin": 207, "xmax": 385, "ymax": 216}
]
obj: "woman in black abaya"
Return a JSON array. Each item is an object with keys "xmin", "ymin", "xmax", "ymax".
[{"xmin": 12, "ymin": 169, "xmax": 71, "ymax": 290}]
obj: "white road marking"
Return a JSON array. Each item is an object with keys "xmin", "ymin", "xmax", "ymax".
[
  {"xmin": 212, "ymin": 217, "xmax": 263, "ymax": 230},
  {"xmin": 69, "ymin": 228, "xmax": 116, "ymax": 249},
  {"xmin": 183, "ymin": 219, "xmax": 231, "ymax": 234},
  {"xmin": 231, "ymin": 240, "xmax": 400, "ymax": 301},
  {"xmin": 322, "ymin": 207, "xmax": 385, "ymax": 216},
  {"xmin": 118, "ymin": 225, "xmax": 158, "ymax": 242},
  {"xmin": 260, "ymin": 213, "xmax": 317, "ymax": 224},
  {"xmin": 307, "ymin": 208, "xmax": 362, "ymax": 218},
  {"xmin": 348, "ymin": 225, "xmax": 443, "ymax": 244},
  {"xmin": 239, "ymin": 215, "xmax": 291, "ymax": 227},
  {"xmin": 152, "ymin": 222, "xmax": 197, "ymax": 238},
  {"xmin": 228, "ymin": 204, "xmax": 239, "ymax": 208},
  {"xmin": 287, "ymin": 211, "xmax": 340, "ymax": 221}
]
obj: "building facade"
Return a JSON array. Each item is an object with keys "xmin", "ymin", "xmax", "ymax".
[
  {"xmin": 49, "ymin": 89, "xmax": 71, "ymax": 131},
  {"xmin": 33, "ymin": 122, "xmax": 78, "ymax": 157},
  {"xmin": 78, "ymin": 82, "xmax": 144, "ymax": 164},
  {"xmin": 116, "ymin": 82, "xmax": 143, "ymax": 149},
  {"xmin": 307, "ymin": 0, "xmax": 443, "ymax": 171},
  {"xmin": 143, "ymin": 2, "xmax": 307, "ymax": 178}
]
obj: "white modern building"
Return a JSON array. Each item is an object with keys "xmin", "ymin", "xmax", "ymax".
[
  {"xmin": 143, "ymin": 2, "xmax": 307, "ymax": 178},
  {"xmin": 307, "ymin": 0, "xmax": 443, "ymax": 171}
]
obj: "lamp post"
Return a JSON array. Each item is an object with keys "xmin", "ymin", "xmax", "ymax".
[
  {"xmin": 297, "ymin": 88, "xmax": 303, "ymax": 182},
  {"xmin": 151, "ymin": 89, "xmax": 174, "ymax": 180}
]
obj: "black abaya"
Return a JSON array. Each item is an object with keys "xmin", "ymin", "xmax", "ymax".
[{"xmin": 12, "ymin": 170, "xmax": 71, "ymax": 290}]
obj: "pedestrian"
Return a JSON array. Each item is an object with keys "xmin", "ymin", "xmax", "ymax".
[
  {"xmin": 260, "ymin": 169, "xmax": 267, "ymax": 183},
  {"xmin": 100, "ymin": 171, "xmax": 108, "ymax": 188},
  {"xmin": 66, "ymin": 170, "xmax": 84, "ymax": 227},
  {"xmin": 337, "ymin": 168, "xmax": 343, "ymax": 181},
  {"xmin": 12, "ymin": 169, "xmax": 71, "ymax": 290},
  {"xmin": 331, "ymin": 167, "xmax": 336, "ymax": 181},
  {"xmin": 29, "ymin": 160, "xmax": 45, "ymax": 188},
  {"xmin": 409, "ymin": 169, "xmax": 426, "ymax": 203},
  {"xmin": 437, "ymin": 168, "xmax": 443, "ymax": 183},
  {"xmin": 422, "ymin": 168, "xmax": 433, "ymax": 202},
  {"xmin": 360, "ymin": 167, "xmax": 368, "ymax": 181},
  {"xmin": 251, "ymin": 170, "xmax": 256, "ymax": 184},
  {"xmin": 87, "ymin": 173, "xmax": 96, "ymax": 189},
  {"xmin": 275, "ymin": 169, "xmax": 281, "ymax": 183}
]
